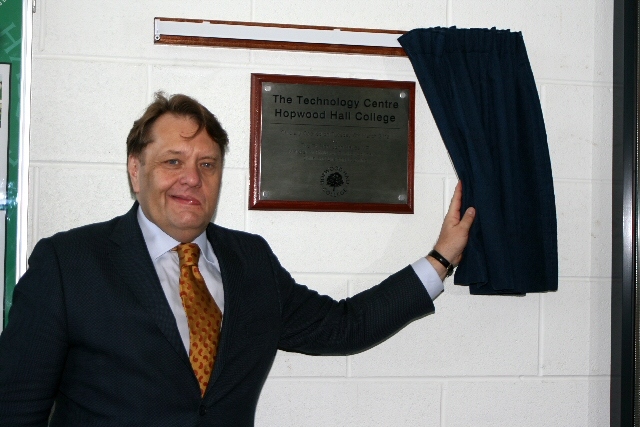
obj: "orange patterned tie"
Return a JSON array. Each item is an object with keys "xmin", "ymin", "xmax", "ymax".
[{"xmin": 176, "ymin": 243, "xmax": 222, "ymax": 396}]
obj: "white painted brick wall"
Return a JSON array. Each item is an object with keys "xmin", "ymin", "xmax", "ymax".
[{"xmin": 25, "ymin": 0, "xmax": 612, "ymax": 425}]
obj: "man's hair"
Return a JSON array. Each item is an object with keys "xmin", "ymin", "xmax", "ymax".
[{"xmin": 126, "ymin": 92, "xmax": 229, "ymax": 160}]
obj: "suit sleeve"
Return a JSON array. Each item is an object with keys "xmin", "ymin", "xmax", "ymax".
[
  {"xmin": 265, "ymin": 242, "xmax": 436, "ymax": 356},
  {"xmin": 0, "ymin": 239, "xmax": 68, "ymax": 427}
]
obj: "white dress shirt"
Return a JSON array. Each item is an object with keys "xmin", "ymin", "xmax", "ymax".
[
  {"xmin": 412, "ymin": 257, "xmax": 445, "ymax": 300},
  {"xmin": 137, "ymin": 207, "xmax": 443, "ymax": 351},
  {"xmin": 137, "ymin": 208, "xmax": 224, "ymax": 352}
]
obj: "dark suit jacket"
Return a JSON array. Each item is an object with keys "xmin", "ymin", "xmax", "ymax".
[{"xmin": 0, "ymin": 203, "xmax": 435, "ymax": 426}]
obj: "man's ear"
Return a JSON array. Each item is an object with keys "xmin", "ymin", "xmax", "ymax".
[{"xmin": 127, "ymin": 154, "xmax": 141, "ymax": 194}]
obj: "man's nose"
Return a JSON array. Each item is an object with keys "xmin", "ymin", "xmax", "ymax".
[{"xmin": 180, "ymin": 163, "xmax": 202, "ymax": 187}]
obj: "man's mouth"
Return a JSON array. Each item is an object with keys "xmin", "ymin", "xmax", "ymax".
[{"xmin": 169, "ymin": 195, "xmax": 201, "ymax": 206}]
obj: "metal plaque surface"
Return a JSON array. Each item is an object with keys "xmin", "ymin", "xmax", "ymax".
[{"xmin": 250, "ymin": 74, "xmax": 415, "ymax": 213}]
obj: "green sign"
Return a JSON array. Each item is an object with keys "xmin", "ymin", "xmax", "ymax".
[{"xmin": 1, "ymin": 0, "xmax": 24, "ymax": 326}]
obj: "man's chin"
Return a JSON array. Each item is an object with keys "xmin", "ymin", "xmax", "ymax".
[
  {"xmin": 164, "ymin": 222, "xmax": 208, "ymax": 242},
  {"xmin": 171, "ymin": 214, "xmax": 210, "ymax": 232}
]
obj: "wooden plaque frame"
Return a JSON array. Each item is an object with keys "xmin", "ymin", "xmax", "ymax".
[{"xmin": 249, "ymin": 73, "xmax": 415, "ymax": 213}]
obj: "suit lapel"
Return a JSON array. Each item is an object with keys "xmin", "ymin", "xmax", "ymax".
[
  {"xmin": 108, "ymin": 208, "xmax": 246, "ymax": 397},
  {"xmin": 108, "ymin": 204, "xmax": 192, "ymax": 371},
  {"xmin": 206, "ymin": 224, "xmax": 246, "ymax": 391}
]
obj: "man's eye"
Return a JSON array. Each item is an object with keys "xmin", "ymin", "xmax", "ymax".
[
  {"xmin": 166, "ymin": 159, "xmax": 180, "ymax": 165},
  {"xmin": 201, "ymin": 162, "xmax": 214, "ymax": 169}
]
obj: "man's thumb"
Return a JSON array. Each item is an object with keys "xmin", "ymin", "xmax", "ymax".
[{"xmin": 460, "ymin": 207, "xmax": 475, "ymax": 228}]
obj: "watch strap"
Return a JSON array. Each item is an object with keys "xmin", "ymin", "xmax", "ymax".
[{"xmin": 428, "ymin": 249, "xmax": 454, "ymax": 277}]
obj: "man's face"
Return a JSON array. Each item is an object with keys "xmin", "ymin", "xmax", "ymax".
[{"xmin": 128, "ymin": 113, "xmax": 223, "ymax": 243}]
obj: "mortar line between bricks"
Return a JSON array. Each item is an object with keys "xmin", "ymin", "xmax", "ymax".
[
  {"xmin": 31, "ymin": 167, "xmax": 40, "ymax": 245},
  {"xmin": 31, "ymin": 54, "xmax": 614, "ymax": 87},
  {"xmin": 537, "ymin": 78, "xmax": 613, "ymax": 87},
  {"xmin": 30, "ymin": 160, "xmax": 127, "ymax": 169},
  {"xmin": 538, "ymin": 293, "xmax": 545, "ymax": 376},
  {"xmin": 287, "ymin": 272, "xmax": 611, "ymax": 282},
  {"xmin": 146, "ymin": 63, "xmax": 153, "ymax": 102},
  {"xmin": 242, "ymin": 171, "xmax": 249, "ymax": 233},
  {"xmin": 28, "ymin": 161, "xmax": 611, "ymax": 186},
  {"xmin": 266, "ymin": 375, "xmax": 609, "ymax": 382}
]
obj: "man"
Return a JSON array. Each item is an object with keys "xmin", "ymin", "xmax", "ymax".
[{"xmin": 0, "ymin": 93, "xmax": 475, "ymax": 426}]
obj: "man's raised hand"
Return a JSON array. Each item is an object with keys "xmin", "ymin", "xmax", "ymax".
[{"xmin": 428, "ymin": 182, "xmax": 475, "ymax": 279}]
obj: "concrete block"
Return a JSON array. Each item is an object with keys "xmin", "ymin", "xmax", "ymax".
[
  {"xmin": 32, "ymin": 165, "xmax": 133, "ymax": 242},
  {"xmin": 554, "ymin": 181, "xmax": 591, "ymax": 277},
  {"xmin": 350, "ymin": 276, "xmax": 539, "ymax": 376},
  {"xmin": 591, "ymin": 86, "xmax": 613, "ymax": 181},
  {"xmin": 27, "ymin": 167, "xmax": 37, "ymax": 253},
  {"xmin": 590, "ymin": 181, "xmax": 611, "ymax": 278},
  {"xmin": 30, "ymin": 59, "xmax": 147, "ymax": 164},
  {"xmin": 451, "ymin": 0, "xmax": 595, "ymax": 82},
  {"xmin": 541, "ymin": 279, "xmax": 590, "ymax": 375},
  {"xmin": 444, "ymin": 176, "xmax": 461, "ymax": 214},
  {"xmin": 252, "ymin": 0, "xmax": 447, "ymax": 31},
  {"xmin": 248, "ymin": 50, "xmax": 412, "ymax": 78},
  {"xmin": 593, "ymin": 0, "xmax": 613, "ymax": 83},
  {"xmin": 269, "ymin": 351, "xmax": 347, "ymax": 377},
  {"xmin": 345, "ymin": 64, "xmax": 420, "ymax": 82},
  {"xmin": 256, "ymin": 379, "xmax": 441, "ymax": 426},
  {"xmin": 414, "ymin": 94, "xmax": 455, "ymax": 176},
  {"xmin": 588, "ymin": 279, "xmax": 610, "ymax": 375},
  {"xmin": 587, "ymin": 378, "xmax": 610, "ymax": 427},
  {"xmin": 246, "ymin": 175, "xmax": 444, "ymax": 274},
  {"xmin": 256, "ymin": 381, "xmax": 355, "ymax": 426},
  {"xmin": 445, "ymin": 379, "xmax": 590, "ymax": 427},
  {"xmin": 149, "ymin": 45, "xmax": 252, "ymax": 67},
  {"xmin": 348, "ymin": 381, "xmax": 441, "ymax": 426},
  {"xmin": 544, "ymin": 84, "xmax": 593, "ymax": 180},
  {"xmin": 214, "ymin": 168, "xmax": 247, "ymax": 231},
  {"xmin": 33, "ymin": 0, "xmax": 252, "ymax": 59}
]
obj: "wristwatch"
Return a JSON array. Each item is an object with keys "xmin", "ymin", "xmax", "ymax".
[{"xmin": 428, "ymin": 249, "xmax": 454, "ymax": 277}]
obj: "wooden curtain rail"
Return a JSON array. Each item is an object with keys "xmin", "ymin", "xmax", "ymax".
[{"xmin": 154, "ymin": 18, "xmax": 408, "ymax": 56}]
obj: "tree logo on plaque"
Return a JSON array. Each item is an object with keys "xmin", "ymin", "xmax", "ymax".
[{"xmin": 320, "ymin": 166, "xmax": 350, "ymax": 197}]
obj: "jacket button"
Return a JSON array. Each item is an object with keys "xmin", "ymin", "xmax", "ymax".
[{"xmin": 199, "ymin": 405, "xmax": 207, "ymax": 416}]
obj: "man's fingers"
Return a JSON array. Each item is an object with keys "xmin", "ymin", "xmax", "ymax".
[
  {"xmin": 458, "ymin": 207, "xmax": 475, "ymax": 230},
  {"xmin": 446, "ymin": 182, "xmax": 463, "ymax": 221},
  {"xmin": 432, "ymin": 183, "xmax": 474, "ymax": 266}
]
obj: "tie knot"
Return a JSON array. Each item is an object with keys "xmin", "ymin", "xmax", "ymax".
[{"xmin": 176, "ymin": 243, "xmax": 201, "ymax": 267}]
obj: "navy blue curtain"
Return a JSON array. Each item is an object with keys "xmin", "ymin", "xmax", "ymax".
[{"xmin": 399, "ymin": 27, "xmax": 557, "ymax": 295}]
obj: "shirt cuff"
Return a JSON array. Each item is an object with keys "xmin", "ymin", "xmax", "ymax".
[{"xmin": 410, "ymin": 257, "xmax": 444, "ymax": 301}]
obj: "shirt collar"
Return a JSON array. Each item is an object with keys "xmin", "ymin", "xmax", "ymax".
[{"xmin": 136, "ymin": 206, "xmax": 219, "ymax": 270}]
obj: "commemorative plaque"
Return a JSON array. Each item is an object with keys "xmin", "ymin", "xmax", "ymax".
[{"xmin": 249, "ymin": 74, "xmax": 415, "ymax": 213}]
